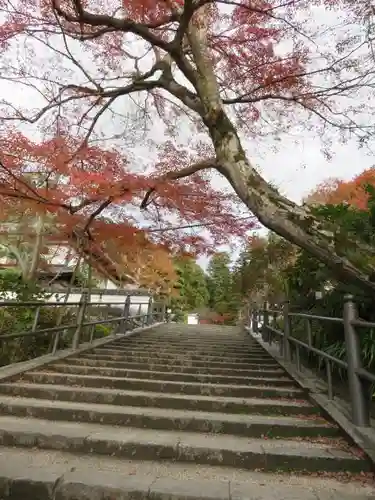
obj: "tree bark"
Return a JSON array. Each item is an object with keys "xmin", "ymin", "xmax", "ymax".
[{"xmin": 27, "ymin": 212, "xmax": 45, "ymax": 281}]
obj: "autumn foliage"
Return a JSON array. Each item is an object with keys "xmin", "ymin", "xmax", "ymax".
[
  {"xmin": 0, "ymin": 132, "xmax": 255, "ymax": 286},
  {"xmin": 0, "ymin": 0, "xmax": 374, "ymax": 291},
  {"xmin": 305, "ymin": 168, "xmax": 375, "ymax": 211}
]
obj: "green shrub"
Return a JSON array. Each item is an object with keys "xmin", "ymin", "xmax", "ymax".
[
  {"xmin": 0, "ymin": 305, "xmax": 68, "ymax": 366},
  {"xmin": 92, "ymin": 324, "xmax": 113, "ymax": 339}
]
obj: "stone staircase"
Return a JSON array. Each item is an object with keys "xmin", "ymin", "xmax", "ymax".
[{"xmin": 0, "ymin": 324, "xmax": 373, "ymax": 499}]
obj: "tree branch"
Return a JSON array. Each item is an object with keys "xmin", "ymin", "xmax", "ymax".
[
  {"xmin": 52, "ymin": 0, "xmax": 174, "ymax": 52},
  {"xmin": 140, "ymin": 157, "xmax": 217, "ymax": 209}
]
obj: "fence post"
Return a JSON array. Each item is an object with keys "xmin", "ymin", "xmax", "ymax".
[
  {"xmin": 261, "ymin": 302, "xmax": 269, "ymax": 342},
  {"xmin": 161, "ymin": 302, "xmax": 167, "ymax": 322},
  {"xmin": 256, "ymin": 309, "xmax": 260, "ymax": 333},
  {"xmin": 251, "ymin": 306, "xmax": 258, "ymax": 334},
  {"xmin": 136, "ymin": 303, "xmax": 142, "ymax": 325},
  {"xmin": 31, "ymin": 305, "xmax": 41, "ymax": 334},
  {"xmin": 72, "ymin": 291, "xmax": 87, "ymax": 350},
  {"xmin": 119, "ymin": 295, "xmax": 131, "ymax": 333},
  {"xmin": 306, "ymin": 318, "xmax": 313, "ymax": 347},
  {"xmin": 146, "ymin": 296, "xmax": 153, "ymax": 325},
  {"xmin": 343, "ymin": 294, "xmax": 370, "ymax": 427},
  {"xmin": 282, "ymin": 301, "xmax": 291, "ymax": 361}
]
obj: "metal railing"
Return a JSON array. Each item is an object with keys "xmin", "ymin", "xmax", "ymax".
[
  {"xmin": 249, "ymin": 295, "xmax": 375, "ymax": 428},
  {"xmin": 0, "ymin": 292, "xmax": 167, "ymax": 367}
]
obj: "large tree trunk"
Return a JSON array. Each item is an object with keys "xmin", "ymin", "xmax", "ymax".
[
  {"xmin": 209, "ymin": 113, "xmax": 374, "ymax": 290},
  {"xmin": 27, "ymin": 212, "xmax": 45, "ymax": 281},
  {"xmin": 187, "ymin": 12, "xmax": 375, "ymax": 295}
]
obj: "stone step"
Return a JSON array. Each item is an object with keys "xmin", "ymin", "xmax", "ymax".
[
  {"xmin": 63, "ymin": 357, "xmax": 286, "ymax": 377},
  {"xmin": 0, "ymin": 396, "xmax": 338, "ymax": 438},
  {"xmin": 99, "ymin": 349, "xmax": 273, "ymax": 361},
  {"xmin": 0, "ymin": 324, "xmax": 372, "ymax": 500},
  {"xmin": 79, "ymin": 352, "xmax": 280, "ymax": 368},
  {"xmin": 93, "ymin": 346, "xmax": 272, "ymax": 361},
  {"xmin": 0, "ymin": 383, "xmax": 318, "ymax": 415},
  {"xmin": 1, "ymin": 446, "xmax": 373, "ymax": 500},
  {"xmin": 131, "ymin": 338, "xmax": 252, "ymax": 345},
  {"xmin": 20, "ymin": 371, "xmax": 302, "ymax": 398},
  {"xmin": 111, "ymin": 339, "xmax": 266, "ymax": 353},
  {"xmin": 45, "ymin": 363, "xmax": 294, "ymax": 386},
  {"xmin": 116, "ymin": 336, "xmax": 264, "ymax": 346},
  {"xmin": 122, "ymin": 333, "xmax": 257, "ymax": 347},
  {"xmin": 0, "ymin": 416, "xmax": 368, "ymax": 474},
  {"xmin": 107, "ymin": 345, "xmax": 270, "ymax": 357},
  {"xmin": 135, "ymin": 330, "xmax": 250, "ymax": 345},
  {"xmin": 127, "ymin": 330, "xmax": 248, "ymax": 337}
]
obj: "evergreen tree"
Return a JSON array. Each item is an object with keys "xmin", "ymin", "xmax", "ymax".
[
  {"xmin": 207, "ymin": 252, "xmax": 240, "ymax": 323},
  {"xmin": 171, "ymin": 257, "xmax": 209, "ymax": 320}
]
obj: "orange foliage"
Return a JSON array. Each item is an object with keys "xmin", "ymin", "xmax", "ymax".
[
  {"xmin": 306, "ymin": 168, "xmax": 375, "ymax": 210},
  {"xmin": 104, "ymin": 235, "xmax": 178, "ymax": 292},
  {"xmin": 202, "ymin": 312, "xmax": 234, "ymax": 325},
  {"xmin": 0, "ymin": 133, "xmax": 256, "ymax": 286}
]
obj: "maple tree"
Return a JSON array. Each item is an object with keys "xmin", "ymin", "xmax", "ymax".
[
  {"xmin": 0, "ymin": 0, "xmax": 375, "ymax": 290},
  {"xmin": 0, "ymin": 133, "xmax": 254, "ymax": 284},
  {"xmin": 103, "ymin": 233, "xmax": 178, "ymax": 292}
]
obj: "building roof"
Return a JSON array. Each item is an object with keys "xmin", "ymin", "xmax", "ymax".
[{"xmin": 0, "ymin": 225, "xmax": 138, "ymax": 289}]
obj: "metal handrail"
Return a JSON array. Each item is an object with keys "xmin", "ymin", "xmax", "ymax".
[
  {"xmin": 288, "ymin": 312, "xmax": 344, "ymax": 324},
  {"xmin": 0, "ymin": 301, "xmax": 149, "ymax": 307},
  {"xmin": 0, "ymin": 294, "xmax": 167, "ymax": 365},
  {"xmin": 0, "ymin": 312, "xmax": 159, "ymax": 341},
  {"xmin": 260, "ymin": 324, "xmax": 349, "ymax": 368},
  {"xmin": 249, "ymin": 294, "xmax": 375, "ymax": 428},
  {"xmin": 287, "ymin": 336, "xmax": 348, "ymax": 369},
  {"xmin": 45, "ymin": 287, "xmax": 151, "ymax": 296}
]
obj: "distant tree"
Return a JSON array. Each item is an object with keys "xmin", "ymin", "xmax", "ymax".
[
  {"xmin": 171, "ymin": 257, "xmax": 209, "ymax": 317},
  {"xmin": 206, "ymin": 252, "xmax": 240, "ymax": 322},
  {"xmin": 304, "ymin": 168, "xmax": 375, "ymax": 210},
  {"xmin": 232, "ymin": 234, "xmax": 297, "ymax": 306}
]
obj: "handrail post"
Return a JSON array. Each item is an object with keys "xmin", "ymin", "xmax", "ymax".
[
  {"xmin": 283, "ymin": 301, "xmax": 291, "ymax": 361},
  {"xmin": 161, "ymin": 302, "xmax": 167, "ymax": 322},
  {"xmin": 343, "ymin": 294, "xmax": 370, "ymax": 427},
  {"xmin": 252, "ymin": 306, "xmax": 258, "ymax": 334},
  {"xmin": 306, "ymin": 318, "xmax": 313, "ymax": 347},
  {"xmin": 261, "ymin": 302, "xmax": 269, "ymax": 342},
  {"xmin": 120, "ymin": 295, "xmax": 131, "ymax": 333},
  {"xmin": 137, "ymin": 303, "xmax": 142, "ymax": 326},
  {"xmin": 31, "ymin": 305, "xmax": 41, "ymax": 334},
  {"xmin": 72, "ymin": 291, "xmax": 87, "ymax": 350},
  {"xmin": 146, "ymin": 296, "xmax": 153, "ymax": 325}
]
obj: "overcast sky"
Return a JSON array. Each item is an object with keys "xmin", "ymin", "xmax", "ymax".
[{"xmin": 256, "ymin": 138, "xmax": 372, "ymax": 204}]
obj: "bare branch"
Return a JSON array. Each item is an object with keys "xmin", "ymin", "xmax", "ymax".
[
  {"xmin": 140, "ymin": 157, "xmax": 218, "ymax": 209},
  {"xmin": 52, "ymin": 0, "xmax": 174, "ymax": 51},
  {"xmin": 147, "ymin": 214, "xmax": 254, "ymax": 232}
]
